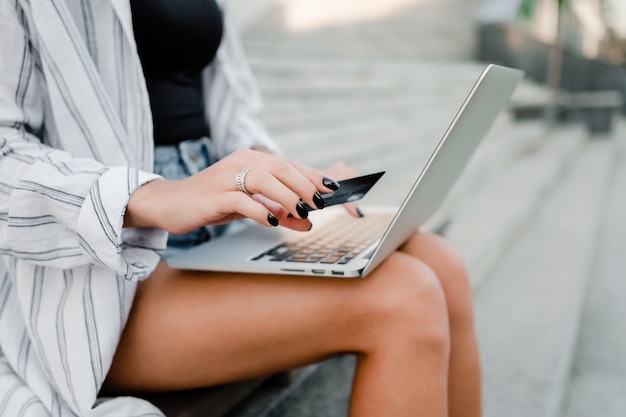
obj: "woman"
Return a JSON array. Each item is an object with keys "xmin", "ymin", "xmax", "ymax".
[{"xmin": 0, "ymin": 1, "xmax": 481, "ymax": 416}]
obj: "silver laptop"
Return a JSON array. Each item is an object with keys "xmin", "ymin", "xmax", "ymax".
[{"xmin": 167, "ymin": 64, "xmax": 524, "ymax": 277}]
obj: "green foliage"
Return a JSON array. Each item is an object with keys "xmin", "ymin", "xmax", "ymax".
[
  {"xmin": 518, "ymin": 0, "xmax": 569, "ymax": 20},
  {"xmin": 518, "ymin": 0, "xmax": 536, "ymax": 19}
]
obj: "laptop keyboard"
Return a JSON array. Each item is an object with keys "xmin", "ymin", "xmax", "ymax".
[{"xmin": 252, "ymin": 212, "xmax": 393, "ymax": 264}]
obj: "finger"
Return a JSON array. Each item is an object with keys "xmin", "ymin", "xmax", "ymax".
[
  {"xmin": 226, "ymin": 149, "xmax": 335, "ymax": 210},
  {"xmin": 323, "ymin": 161, "xmax": 359, "ymax": 182},
  {"xmin": 243, "ymin": 169, "xmax": 309, "ymax": 219},
  {"xmin": 274, "ymin": 211, "xmax": 314, "ymax": 232},
  {"xmin": 288, "ymin": 160, "xmax": 341, "ymax": 193},
  {"xmin": 231, "ymin": 151, "xmax": 322, "ymax": 211},
  {"xmin": 342, "ymin": 202, "xmax": 364, "ymax": 218},
  {"xmin": 219, "ymin": 192, "xmax": 281, "ymax": 228},
  {"xmin": 267, "ymin": 162, "xmax": 326, "ymax": 210},
  {"xmin": 253, "ymin": 194, "xmax": 313, "ymax": 232}
]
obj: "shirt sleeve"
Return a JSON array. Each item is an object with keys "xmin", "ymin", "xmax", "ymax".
[
  {"xmin": 0, "ymin": 3, "xmax": 167, "ymax": 281},
  {"xmin": 0, "ymin": 132, "xmax": 167, "ymax": 280},
  {"xmin": 203, "ymin": 0, "xmax": 283, "ymax": 157}
]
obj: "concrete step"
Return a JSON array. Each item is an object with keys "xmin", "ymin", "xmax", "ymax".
[
  {"xmin": 256, "ymin": 65, "xmax": 499, "ymax": 132},
  {"xmin": 561, "ymin": 122, "xmax": 626, "ymax": 417},
  {"xmin": 254, "ymin": 67, "xmax": 478, "ymax": 97},
  {"xmin": 365, "ymin": 116, "xmax": 552, "ymax": 207},
  {"xmin": 263, "ymin": 96, "xmax": 435, "ymax": 134},
  {"xmin": 445, "ymin": 124, "xmax": 588, "ymax": 288},
  {"xmin": 249, "ymin": 57, "xmax": 487, "ymax": 80},
  {"xmin": 242, "ymin": 0, "xmax": 483, "ymax": 62},
  {"xmin": 255, "ymin": 64, "xmax": 550, "ymax": 142},
  {"xmin": 267, "ymin": 111, "xmax": 552, "ymax": 208},
  {"xmin": 253, "ymin": 62, "xmax": 556, "ymax": 210},
  {"xmin": 269, "ymin": 114, "xmax": 451, "ymax": 173},
  {"xmin": 251, "ymin": 61, "xmax": 492, "ymax": 140},
  {"xmin": 250, "ymin": 60, "xmax": 488, "ymax": 109},
  {"xmin": 476, "ymin": 135, "xmax": 616, "ymax": 417},
  {"xmin": 225, "ymin": 357, "xmax": 353, "ymax": 417},
  {"xmin": 250, "ymin": 60, "xmax": 488, "ymax": 99}
]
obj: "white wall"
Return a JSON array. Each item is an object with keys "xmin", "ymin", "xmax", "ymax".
[
  {"xmin": 476, "ymin": 0, "xmax": 524, "ymax": 24},
  {"xmin": 229, "ymin": 0, "xmax": 278, "ymax": 30}
]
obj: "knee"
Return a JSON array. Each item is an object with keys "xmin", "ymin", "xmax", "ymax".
[
  {"xmin": 404, "ymin": 233, "xmax": 469, "ymax": 284},
  {"xmin": 353, "ymin": 252, "xmax": 451, "ymax": 355},
  {"xmin": 404, "ymin": 233, "xmax": 475, "ymax": 326}
]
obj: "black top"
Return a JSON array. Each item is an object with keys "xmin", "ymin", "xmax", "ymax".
[{"xmin": 131, "ymin": 0, "xmax": 224, "ymax": 145}]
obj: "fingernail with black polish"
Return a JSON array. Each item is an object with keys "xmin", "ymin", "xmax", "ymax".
[
  {"xmin": 267, "ymin": 213, "xmax": 279, "ymax": 227},
  {"xmin": 356, "ymin": 207, "xmax": 364, "ymax": 218},
  {"xmin": 307, "ymin": 221, "xmax": 313, "ymax": 231},
  {"xmin": 313, "ymin": 192, "xmax": 325, "ymax": 209},
  {"xmin": 296, "ymin": 201, "xmax": 308, "ymax": 219},
  {"xmin": 322, "ymin": 177, "xmax": 340, "ymax": 190}
]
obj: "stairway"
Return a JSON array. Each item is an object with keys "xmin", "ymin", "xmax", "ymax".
[
  {"xmin": 476, "ymin": 130, "xmax": 620, "ymax": 417},
  {"xmin": 213, "ymin": 5, "xmax": 626, "ymax": 413},
  {"xmin": 560, "ymin": 127, "xmax": 626, "ymax": 417},
  {"xmin": 226, "ymin": 52, "xmax": 626, "ymax": 414}
]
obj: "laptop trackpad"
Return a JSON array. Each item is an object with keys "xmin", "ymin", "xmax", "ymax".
[{"xmin": 168, "ymin": 221, "xmax": 285, "ymax": 266}]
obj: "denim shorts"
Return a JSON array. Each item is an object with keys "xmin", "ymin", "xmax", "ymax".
[{"xmin": 154, "ymin": 137, "xmax": 228, "ymax": 249}]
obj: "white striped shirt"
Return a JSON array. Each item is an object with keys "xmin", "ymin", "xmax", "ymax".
[{"xmin": 0, "ymin": 0, "xmax": 280, "ymax": 415}]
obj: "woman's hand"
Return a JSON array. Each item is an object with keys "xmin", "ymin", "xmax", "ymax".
[{"xmin": 124, "ymin": 148, "xmax": 340, "ymax": 233}]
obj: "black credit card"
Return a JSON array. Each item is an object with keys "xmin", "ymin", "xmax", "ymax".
[{"xmin": 304, "ymin": 171, "xmax": 385, "ymax": 211}]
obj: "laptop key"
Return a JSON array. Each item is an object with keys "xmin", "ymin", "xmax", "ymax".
[
  {"xmin": 270, "ymin": 252, "xmax": 296, "ymax": 261},
  {"xmin": 320, "ymin": 254, "xmax": 344, "ymax": 264},
  {"xmin": 253, "ymin": 212, "xmax": 393, "ymax": 264}
]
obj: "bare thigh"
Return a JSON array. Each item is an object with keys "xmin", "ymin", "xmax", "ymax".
[{"xmin": 102, "ymin": 246, "xmax": 447, "ymax": 394}]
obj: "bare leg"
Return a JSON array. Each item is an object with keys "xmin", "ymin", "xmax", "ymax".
[
  {"xmin": 103, "ymin": 248, "xmax": 452, "ymax": 417},
  {"xmin": 400, "ymin": 233, "xmax": 481, "ymax": 417}
]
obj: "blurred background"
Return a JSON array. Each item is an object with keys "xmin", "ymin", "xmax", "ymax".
[{"xmin": 169, "ymin": 1, "xmax": 626, "ymax": 416}]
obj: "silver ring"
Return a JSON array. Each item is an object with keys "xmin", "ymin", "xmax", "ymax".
[{"xmin": 235, "ymin": 168, "xmax": 252, "ymax": 195}]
